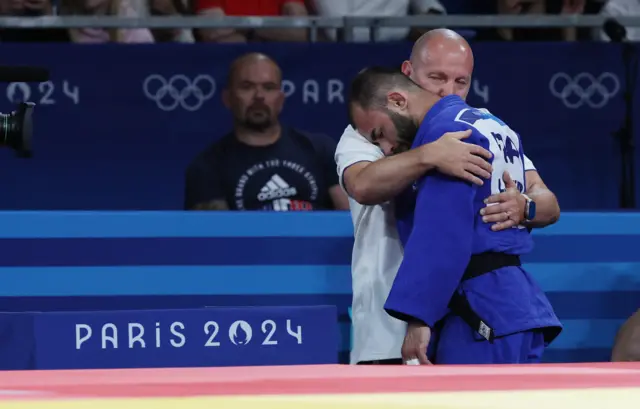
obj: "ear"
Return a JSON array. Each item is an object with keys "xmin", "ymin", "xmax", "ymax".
[
  {"xmin": 222, "ymin": 89, "xmax": 231, "ymax": 109},
  {"xmin": 276, "ymin": 88, "xmax": 285, "ymax": 104},
  {"xmin": 387, "ymin": 91, "xmax": 409, "ymax": 112},
  {"xmin": 401, "ymin": 60, "xmax": 412, "ymax": 77},
  {"xmin": 274, "ymin": 88, "xmax": 285, "ymax": 112}
]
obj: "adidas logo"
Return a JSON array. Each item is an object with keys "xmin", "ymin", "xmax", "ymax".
[{"xmin": 257, "ymin": 174, "xmax": 297, "ymax": 201}]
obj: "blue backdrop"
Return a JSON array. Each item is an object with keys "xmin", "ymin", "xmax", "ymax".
[
  {"xmin": 1, "ymin": 211, "xmax": 639, "ymax": 364},
  {"xmin": 0, "ymin": 43, "xmax": 637, "ymax": 210}
]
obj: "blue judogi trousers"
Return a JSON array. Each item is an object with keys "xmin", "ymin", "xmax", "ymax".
[{"xmin": 433, "ymin": 315, "xmax": 546, "ymax": 364}]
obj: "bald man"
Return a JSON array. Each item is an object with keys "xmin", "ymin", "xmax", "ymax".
[
  {"xmin": 335, "ymin": 29, "xmax": 560, "ymax": 365},
  {"xmin": 185, "ymin": 52, "xmax": 349, "ymax": 212}
]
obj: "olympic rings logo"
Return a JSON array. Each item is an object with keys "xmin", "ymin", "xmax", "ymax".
[
  {"xmin": 143, "ymin": 74, "xmax": 216, "ymax": 112},
  {"xmin": 549, "ymin": 72, "xmax": 620, "ymax": 109}
]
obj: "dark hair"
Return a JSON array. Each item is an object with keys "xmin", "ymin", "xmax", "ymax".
[{"xmin": 348, "ymin": 66, "xmax": 421, "ymax": 124}]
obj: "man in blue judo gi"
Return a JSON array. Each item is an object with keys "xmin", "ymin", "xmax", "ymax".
[{"xmin": 348, "ymin": 66, "xmax": 563, "ymax": 364}]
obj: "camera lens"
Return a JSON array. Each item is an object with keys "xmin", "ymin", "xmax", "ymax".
[{"xmin": 0, "ymin": 102, "xmax": 34, "ymax": 158}]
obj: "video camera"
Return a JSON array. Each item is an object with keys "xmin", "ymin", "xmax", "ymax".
[{"xmin": 0, "ymin": 66, "xmax": 50, "ymax": 158}]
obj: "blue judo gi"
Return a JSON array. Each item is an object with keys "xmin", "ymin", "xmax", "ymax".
[{"xmin": 387, "ymin": 95, "xmax": 563, "ymax": 364}]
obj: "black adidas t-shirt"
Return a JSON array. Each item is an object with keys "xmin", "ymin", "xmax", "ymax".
[{"xmin": 184, "ymin": 127, "xmax": 339, "ymax": 211}]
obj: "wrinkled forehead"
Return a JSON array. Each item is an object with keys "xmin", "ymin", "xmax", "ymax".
[
  {"xmin": 421, "ymin": 47, "xmax": 473, "ymax": 79},
  {"xmin": 350, "ymin": 104, "xmax": 390, "ymax": 141}
]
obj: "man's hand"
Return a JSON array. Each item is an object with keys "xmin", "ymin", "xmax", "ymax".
[
  {"xmin": 481, "ymin": 171, "xmax": 526, "ymax": 231},
  {"xmin": 427, "ymin": 130, "xmax": 492, "ymax": 186},
  {"xmin": 401, "ymin": 321, "xmax": 432, "ymax": 365}
]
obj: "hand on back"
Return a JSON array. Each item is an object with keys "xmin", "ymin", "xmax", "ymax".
[
  {"xmin": 427, "ymin": 129, "xmax": 492, "ymax": 186},
  {"xmin": 427, "ymin": 131, "xmax": 527, "ymax": 231}
]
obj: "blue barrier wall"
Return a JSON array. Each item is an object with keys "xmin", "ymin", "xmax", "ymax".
[
  {"xmin": 1, "ymin": 211, "xmax": 639, "ymax": 364},
  {"xmin": 0, "ymin": 43, "xmax": 637, "ymax": 210}
]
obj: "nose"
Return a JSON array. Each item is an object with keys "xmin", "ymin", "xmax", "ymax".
[
  {"xmin": 439, "ymin": 82, "xmax": 455, "ymax": 97},
  {"xmin": 379, "ymin": 141, "xmax": 394, "ymax": 156},
  {"xmin": 253, "ymin": 87, "xmax": 265, "ymax": 100}
]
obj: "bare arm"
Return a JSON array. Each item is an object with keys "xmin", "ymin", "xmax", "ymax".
[
  {"xmin": 190, "ymin": 199, "xmax": 229, "ymax": 210},
  {"xmin": 483, "ymin": 152, "xmax": 560, "ymax": 231},
  {"xmin": 342, "ymin": 130, "xmax": 492, "ymax": 205},
  {"xmin": 197, "ymin": 8, "xmax": 247, "ymax": 43},
  {"xmin": 254, "ymin": 2, "xmax": 308, "ymax": 42},
  {"xmin": 328, "ymin": 185, "xmax": 350, "ymax": 210},
  {"xmin": 343, "ymin": 148, "xmax": 433, "ymax": 205},
  {"xmin": 524, "ymin": 169, "xmax": 560, "ymax": 228}
]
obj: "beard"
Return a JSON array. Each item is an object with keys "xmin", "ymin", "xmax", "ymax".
[
  {"xmin": 387, "ymin": 110, "xmax": 419, "ymax": 154},
  {"xmin": 242, "ymin": 103, "xmax": 273, "ymax": 131}
]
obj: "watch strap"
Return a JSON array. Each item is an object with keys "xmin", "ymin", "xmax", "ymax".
[{"xmin": 522, "ymin": 194, "xmax": 533, "ymax": 221}]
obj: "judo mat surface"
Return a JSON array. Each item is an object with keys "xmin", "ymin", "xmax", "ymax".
[{"xmin": 0, "ymin": 363, "xmax": 639, "ymax": 409}]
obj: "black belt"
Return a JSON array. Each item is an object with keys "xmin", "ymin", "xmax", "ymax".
[
  {"xmin": 357, "ymin": 358, "xmax": 403, "ymax": 365},
  {"xmin": 447, "ymin": 252, "xmax": 521, "ymax": 343}
]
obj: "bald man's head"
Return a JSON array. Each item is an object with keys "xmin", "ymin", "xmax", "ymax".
[
  {"xmin": 401, "ymin": 28, "xmax": 474, "ymax": 100},
  {"xmin": 223, "ymin": 52, "xmax": 285, "ymax": 132},
  {"xmin": 227, "ymin": 52, "xmax": 282, "ymax": 87},
  {"xmin": 409, "ymin": 29, "xmax": 473, "ymax": 67}
]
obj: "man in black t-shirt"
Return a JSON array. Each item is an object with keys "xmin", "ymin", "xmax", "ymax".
[{"xmin": 184, "ymin": 52, "xmax": 349, "ymax": 211}]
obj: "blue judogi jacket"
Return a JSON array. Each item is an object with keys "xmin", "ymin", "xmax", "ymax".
[{"xmin": 386, "ymin": 95, "xmax": 562, "ymax": 343}]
